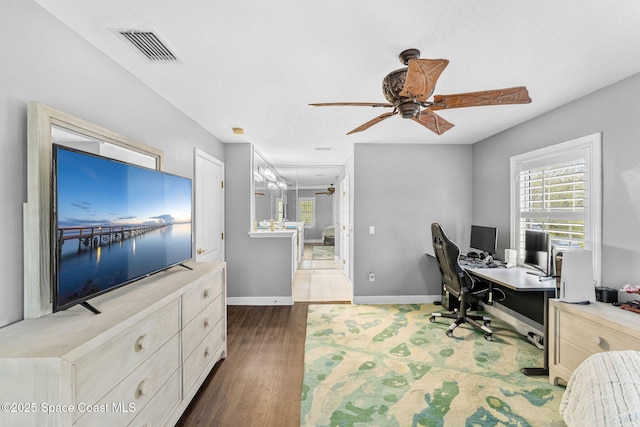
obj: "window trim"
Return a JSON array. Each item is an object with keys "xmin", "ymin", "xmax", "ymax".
[{"xmin": 510, "ymin": 133, "xmax": 602, "ymax": 283}]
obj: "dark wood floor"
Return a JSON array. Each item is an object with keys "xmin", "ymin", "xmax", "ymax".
[{"xmin": 176, "ymin": 304, "xmax": 309, "ymax": 427}]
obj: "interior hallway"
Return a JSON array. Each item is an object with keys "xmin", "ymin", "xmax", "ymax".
[{"xmin": 292, "ymin": 243, "xmax": 352, "ymax": 302}]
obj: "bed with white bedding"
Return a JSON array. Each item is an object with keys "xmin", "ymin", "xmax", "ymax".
[
  {"xmin": 322, "ymin": 225, "xmax": 335, "ymax": 246},
  {"xmin": 559, "ymin": 350, "xmax": 640, "ymax": 426}
]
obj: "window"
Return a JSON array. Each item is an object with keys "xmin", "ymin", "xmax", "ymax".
[
  {"xmin": 299, "ymin": 197, "xmax": 315, "ymax": 228},
  {"xmin": 510, "ymin": 133, "xmax": 602, "ymax": 282},
  {"xmin": 276, "ymin": 197, "xmax": 285, "ymax": 222}
]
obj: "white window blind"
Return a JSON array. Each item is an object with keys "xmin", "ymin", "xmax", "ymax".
[{"xmin": 510, "ymin": 133, "xmax": 602, "ymax": 282}]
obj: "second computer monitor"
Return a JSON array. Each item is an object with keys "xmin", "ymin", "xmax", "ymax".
[
  {"xmin": 524, "ymin": 229, "xmax": 552, "ymax": 276},
  {"xmin": 470, "ymin": 225, "xmax": 498, "ymax": 256}
]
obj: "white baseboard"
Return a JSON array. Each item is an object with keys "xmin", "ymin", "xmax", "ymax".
[
  {"xmin": 227, "ymin": 296, "xmax": 294, "ymax": 306},
  {"xmin": 352, "ymin": 295, "xmax": 441, "ymax": 305}
]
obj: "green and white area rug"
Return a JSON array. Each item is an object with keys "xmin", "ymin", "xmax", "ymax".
[
  {"xmin": 312, "ymin": 245, "xmax": 335, "ymax": 260},
  {"xmin": 301, "ymin": 304, "xmax": 565, "ymax": 427}
]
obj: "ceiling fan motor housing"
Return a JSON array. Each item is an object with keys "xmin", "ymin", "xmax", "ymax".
[
  {"xmin": 382, "ymin": 68, "xmax": 407, "ymax": 103},
  {"xmin": 382, "ymin": 68, "xmax": 420, "ymax": 118}
]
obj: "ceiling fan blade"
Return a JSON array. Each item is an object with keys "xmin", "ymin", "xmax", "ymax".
[
  {"xmin": 430, "ymin": 86, "xmax": 531, "ymax": 110},
  {"xmin": 346, "ymin": 111, "xmax": 397, "ymax": 135},
  {"xmin": 399, "ymin": 58, "xmax": 449, "ymax": 102},
  {"xmin": 309, "ymin": 102, "xmax": 393, "ymax": 108},
  {"xmin": 412, "ymin": 110, "xmax": 455, "ymax": 135}
]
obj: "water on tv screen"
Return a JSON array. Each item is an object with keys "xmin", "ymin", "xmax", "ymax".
[{"xmin": 53, "ymin": 145, "xmax": 193, "ymax": 311}]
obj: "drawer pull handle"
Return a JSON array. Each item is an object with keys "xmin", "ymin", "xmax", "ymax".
[
  {"xmin": 204, "ymin": 317, "xmax": 210, "ymax": 328},
  {"xmin": 203, "ymin": 288, "xmax": 210, "ymax": 299},
  {"xmin": 136, "ymin": 334, "xmax": 152, "ymax": 351},
  {"xmin": 204, "ymin": 346, "xmax": 210, "ymax": 358},
  {"xmin": 137, "ymin": 378, "xmax": 153, "ymax": 397},
  {"xmin": 588, "ymin": 333, "xmax": 602, "ymax": 346}
]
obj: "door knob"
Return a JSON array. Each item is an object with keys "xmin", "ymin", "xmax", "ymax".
[{"xmin": 197, "ymin": 248, "xmax": 205, "ymax": 255}]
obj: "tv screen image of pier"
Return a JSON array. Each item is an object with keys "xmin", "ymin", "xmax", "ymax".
[{"xmin": 54, "ymin": 145, "xmax": 192, "ymax": 310}]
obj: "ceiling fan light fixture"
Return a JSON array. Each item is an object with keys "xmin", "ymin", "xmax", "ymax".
[
  {"xmin": 258, "ymin": 165, "xmax": 277, "ymax": 181},
  {"xmin": 398, "ymin": 102, "xmax": 420, "ymax": 118}
]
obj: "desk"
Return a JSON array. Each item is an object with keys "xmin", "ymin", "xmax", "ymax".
[{"xmin": 466, "ymin": 266, "xmax": 557, "ymax": 376}]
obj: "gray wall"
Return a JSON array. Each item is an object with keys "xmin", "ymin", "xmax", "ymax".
[
  {"xmin": 0, "ymin": 0, "xmax": 224, "ymax": 327},
  {"xmin": 353, "ymin": 143, "xmax": 473, "ymax": 299},
  {"xmin": 472, "ymin": 72, "xmax": 640, "ymax": 289},
  {"xmin": 225, "ymin": 144, "xmax": 293, "ymax": 302}
]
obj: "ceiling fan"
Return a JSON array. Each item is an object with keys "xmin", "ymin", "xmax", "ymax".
[
  {"xmin": 316, "ymin": 185, "xmax": 335, "ymax": 196},
  {"xmin": 310, "ymin": 48, "xmax": 531, "ymax": 135}
]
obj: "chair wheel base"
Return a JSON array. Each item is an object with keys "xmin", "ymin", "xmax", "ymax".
[
  {"xmin": 484, "ymin": 334, "xmax": 494, "ymax": 341},
  {"xmin": 446, "ymin": 330, "xmax": 454, "ymax": 338},
  {"xmin": 429, "ymin": 316, "xmax": 436, "ymax": 323}
]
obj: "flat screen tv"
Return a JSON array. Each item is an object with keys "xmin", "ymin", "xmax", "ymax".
[
  {"xmin": 52, "ymin": 144, "xmax": 193, "ymax": 313},
  {"xmin": 524, "ymin": 229, "xmax": 552, "ymax": 277}
]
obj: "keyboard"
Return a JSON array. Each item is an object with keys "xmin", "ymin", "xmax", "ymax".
[{"xmin": 459, "ymin": 255, "xmax": 503, "ymax": 269}]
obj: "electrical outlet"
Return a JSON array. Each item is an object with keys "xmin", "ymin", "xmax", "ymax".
[{"xmin": 369, "ymin": 272, "xmax": 375, "ymax": 282}]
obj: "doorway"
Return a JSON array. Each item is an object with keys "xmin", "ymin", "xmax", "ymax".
[
  {"xmin": 293, "ymin": 242, "xmax": 351, "ymax": 302},
  {"xmin": 271, "ymin": 165, "xmax": 351, "ymax": 302}
]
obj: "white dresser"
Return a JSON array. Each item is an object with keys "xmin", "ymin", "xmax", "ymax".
[
  {"xmin": 0, "ymin": 261, "xmax": 226, "ymax": 427},
  {"xmin": 548, "ymin": 299, "xmax": 640, "ymax": 385}
]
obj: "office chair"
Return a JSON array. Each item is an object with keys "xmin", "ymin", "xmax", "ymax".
[{"xmin": 429, "ymin": 222, "xmax": 494, "ymax": 340}]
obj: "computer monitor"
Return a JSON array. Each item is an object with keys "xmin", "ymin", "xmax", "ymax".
[
  {"xmin": 469, "ymin": 225, "xmax": 498, "ymax": 257},
  {"xmin": 524, "ymin": 229, "xmax": 552, "ymax": 277}
]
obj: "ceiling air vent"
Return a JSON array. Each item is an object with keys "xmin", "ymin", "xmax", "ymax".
[{"xmin": 118, "ymin": 30, "xmax": 178, "ymax": 62}]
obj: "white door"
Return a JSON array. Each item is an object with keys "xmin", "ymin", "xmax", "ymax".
[
  {"xmin": 339, "ymin": 175, "xmax": 350, "ymax": 278},
  {"xmin": 194, "ymin": 149, "xmax": 224, "ymax": 262}
]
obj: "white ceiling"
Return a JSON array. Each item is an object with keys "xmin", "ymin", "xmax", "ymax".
[{"xmin": 35, "ymin": 0, "xmax": 640, "ymax": 186}]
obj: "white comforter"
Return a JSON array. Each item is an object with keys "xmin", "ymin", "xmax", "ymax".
[{"xmin": 560, "ymin": 350, "xmax": 640, "ymax": 426}]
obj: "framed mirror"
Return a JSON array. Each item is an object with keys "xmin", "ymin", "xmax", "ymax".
[
  {"xmin": 252, "ymin": 149, "xmax": 289, "ymax": 229},
  {"xmin": 24, "ymin": 102, "xmax": 163, "ymax": 318}
]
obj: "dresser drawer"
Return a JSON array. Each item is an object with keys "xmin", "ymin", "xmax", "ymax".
[
  {"xmin": 555, "ymin": 337, "xmax": 593, "ymax": 373},
  {"xmin": 557, "ymin": 308, "xmax": 640, "ymax": 354},
  {"xmin": 75, "ymin": 334, "xmax": 180, "ymax": 426},
  {"xmin": 182, "ymin": 272, "xmax": 223, "ymax": 325},
  {"xmin": 183, "ymin": 320, "xmax": 225, "ymax": 393},
  {"xmin": 183, "ymin": 294, "xmax": 223, "ymax": 360},
  {"xmin": 74, "ymin": 300, "xmax": 180, "ymax": 408},
  {"xmin": 128, "ymin": 369, "xmax": 181, "ymax": 427}
]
